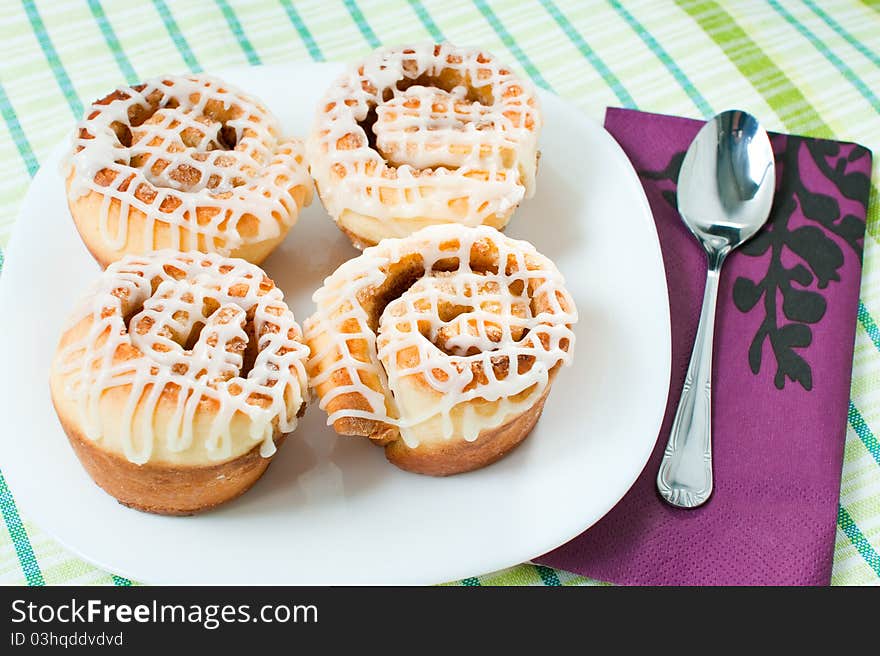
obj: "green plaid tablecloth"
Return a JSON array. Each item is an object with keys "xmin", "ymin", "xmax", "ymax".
[{"xmin": 1, "ymin": 0, "xmax": 878, "ymax": 586}]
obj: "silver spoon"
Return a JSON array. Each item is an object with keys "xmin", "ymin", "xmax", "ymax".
[{"xmin": 656, "ymin": 110, "xmax": 776, "ymax": 509}]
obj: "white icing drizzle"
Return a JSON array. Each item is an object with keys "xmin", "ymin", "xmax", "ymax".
[
  {"xmin": 53, "ymin": 251, "xmax": 310, "ymax": 465},
  {"xmin": 67, "ymin": 74, "xmax": 311, "ymax": 255},
  {"xmin": 304, "ymin": 224, "xmax": 576, "ymax": 448},
  {"xmin": 307, "ymin": 43, "xmax": 541, "ymax": 228}
]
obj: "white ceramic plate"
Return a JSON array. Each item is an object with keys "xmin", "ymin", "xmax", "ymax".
[{"xmin": 0, "ymin": 63, "xmax": 670, "ymax": 584}]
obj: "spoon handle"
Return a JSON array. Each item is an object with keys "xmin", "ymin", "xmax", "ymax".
[{"xmin": 657, "ymin": 257, "xmax": 724, "ymax": 508}]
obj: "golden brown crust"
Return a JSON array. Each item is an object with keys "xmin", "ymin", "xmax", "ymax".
[
  {"xmin": 57, "ymin": 403, "xmax": 284, "ymax": 516},
  {"xmin": 66, "ymin": 174, "xmax": 309, "ymax": 268},
  {"xmin": 338, "ymin": 224, "xmax": 376, "ymax": 251},
  {"xmin": 334, "ymin": 210, "xmax": 511, "ymax": 250},
  {"xmin": 384, "ymin": 385, "xmax": 550, "ymax": 476}
]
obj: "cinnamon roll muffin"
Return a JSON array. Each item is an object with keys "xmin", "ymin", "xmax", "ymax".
[
  {"xmin": 66, "ymin": 74, "xmax": 312, "ymax": 267},
  {"xmin": 308, "ymin": 43, "xmax": 542, "ymax": 248},
  {"xmin": 305, "ymin": 224, "xmax": 576, "ymax": 475},
  {"xmin": 50, "ymin": 250, "xmax": 310, "ymax": 514}
]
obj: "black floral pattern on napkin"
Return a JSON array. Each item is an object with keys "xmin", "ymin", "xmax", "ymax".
[{"xmin": 639, "ymin": 136, "xmax": 871, "ymax": 391}]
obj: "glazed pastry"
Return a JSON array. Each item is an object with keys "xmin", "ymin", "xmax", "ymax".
[
  {"xmin": 66, "ymin": 74, "xmax": 311, "ymax": 267},
  {"xmin": 304, "ymin": 224, "xmax": 576, "ymax": 475},
  {"xmin": 49, "ymin": 251, "xmax": 310, "ymax": 514},
  {"xmin": 308, "ymin": 43, "xmax": 542, "ymax": 249}
]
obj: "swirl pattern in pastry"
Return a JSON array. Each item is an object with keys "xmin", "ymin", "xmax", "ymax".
[{"xmin": 51, "ymin": 250, "xmax": 309, "ymax": 468}]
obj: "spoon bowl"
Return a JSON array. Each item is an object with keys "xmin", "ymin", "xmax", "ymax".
[
  {"xmin": 678, "ymin": 110, "xmax": 776, "ymax": 257},
  {"xmin": 657, "ymin": 110, "xmax": 775, "ymax": 508}
]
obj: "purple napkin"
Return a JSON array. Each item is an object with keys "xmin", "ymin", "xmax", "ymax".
[{"xmin": 537, "ymin": 108, "xmax": 873, "ymax": 586}]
